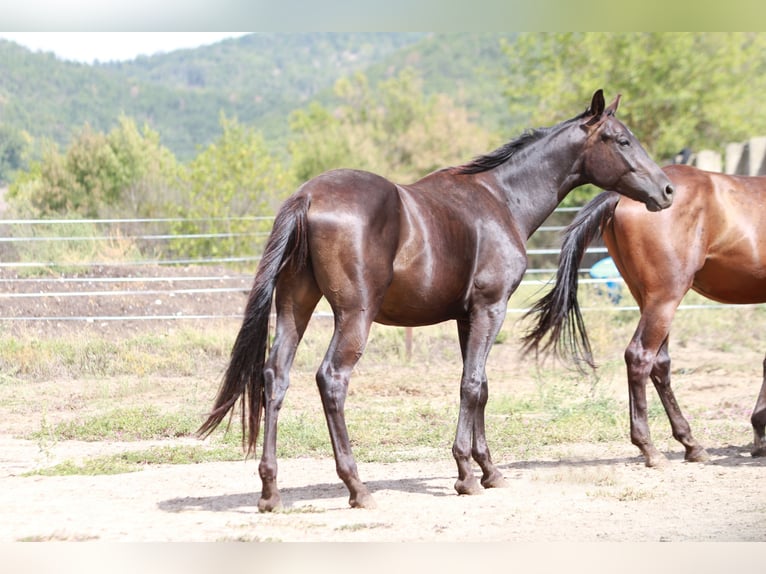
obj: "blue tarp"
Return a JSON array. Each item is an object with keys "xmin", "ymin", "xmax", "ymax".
[{"xmin": 589, "ymin": 257, "xmax": 622, "ymax": 303}]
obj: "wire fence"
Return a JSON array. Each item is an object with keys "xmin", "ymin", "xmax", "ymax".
[{"xmin": 0, "ymin": 209, "xmax": 756, "ymax": 323}]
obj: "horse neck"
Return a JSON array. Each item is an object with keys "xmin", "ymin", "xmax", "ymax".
[{"xmin": 489, "ymin": 127, "xmax": 584, "ymax": 239}]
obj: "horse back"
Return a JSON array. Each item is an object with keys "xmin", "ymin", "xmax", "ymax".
[{"xmin": 606, "ymin": 164, "xmax": 766, "ymax": 305}]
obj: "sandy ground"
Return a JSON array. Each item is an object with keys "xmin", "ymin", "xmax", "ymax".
[
  {"xmin": 1, "ymin": 432, "xmax": 764, "ymax": 542},
  {"xmin": 2, "ymin": 342, "xmax": 766, "ymax": 543}
]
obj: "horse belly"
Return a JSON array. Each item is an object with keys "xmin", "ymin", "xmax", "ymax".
[
  {"xmin": 693, "ymin": 261, "xmax": 766, "ymax": 304},
  {"xmin": 375, "ymin": 271, "xmax": 468, "ymax": 326}
]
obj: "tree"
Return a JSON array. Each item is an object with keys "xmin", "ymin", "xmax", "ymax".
[
  {"xmin": 7, "ymin": 117, "xmax": 179, "ymax": 218},
  {"xmin": 0, "ymin": 125, "xmax": 28, "ymax": 186},
  {"xmin": 170, "ymin": 115, "xmax": 290, "ymax": 260},
  {"xmin": 502, "ymin": 33, "xmax": 766, "ymax": 204},
  {"xmin": 288, "ymin": 69, "xmax": 496, "ymax": 185}
]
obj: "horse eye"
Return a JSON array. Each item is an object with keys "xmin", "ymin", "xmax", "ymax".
[{"xmin": 618, "ymin": 138, "xmax": 631, "ymax": 147}]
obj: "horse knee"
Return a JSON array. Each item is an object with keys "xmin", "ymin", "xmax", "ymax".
[
  {"xmin": 315, "ymin": 365, "xmax": 349, "ymax": 413},
  {"xmin": 624, "ymin": 343, "xmax": 654, "ymax": 379},
  {"xmin": 460, "ymin": 374, "xmax": 487, "ymax": 406},
  {"xmin": 652, "ymin": 351, "xmax": 671, "ymax": 378}
]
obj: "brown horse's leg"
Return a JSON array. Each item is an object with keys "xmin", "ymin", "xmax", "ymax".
[
  {"xmin": 650, "ymin": 339, "xmax": 709, "ymax": 463},
  {"xmin": 453, "ymin": 309, "xmax": 507, "ymax": 495},
  {"xmin": 258, "ymin": 273, "xmax": 321, "ymax": 512},
  {"xmin": 750, "ymin": 354, "xmax": 766, "ymax": 457},
  {"xmin": 624, "ymin": 303, "xmax": 680, "ymax": 467},
  {"xmin": 316, "ymin": 313, "xmax": 376, "ymax": 509}
]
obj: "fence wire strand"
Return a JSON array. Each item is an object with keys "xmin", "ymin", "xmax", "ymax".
[{"xmin": 0, "ymin": 212, "xmax": 756, "ymax": 322}]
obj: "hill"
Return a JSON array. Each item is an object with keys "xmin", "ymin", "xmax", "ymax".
[{"xmin": 0, "ymin": 33, "xmax": 513, "ymax": 161}]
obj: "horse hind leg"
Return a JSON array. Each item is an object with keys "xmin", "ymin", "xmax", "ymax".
[
  {"xmin": 650, "ymin": 339, "xmax": 710, "ymax": 463},
  {"xmin": 315, "ymin": 311, "xmax": 377, "ymax": 509},
  {"xmin": 749, "ymin": 353, "xmax": 766, "ymax": 457},
  {"xmin": 258, "ymin": 271, "xmax": 322, "ymax": 512}
]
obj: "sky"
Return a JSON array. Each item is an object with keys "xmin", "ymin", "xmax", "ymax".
[{"xmin": 0, "ymin": 32, "xmax": 248, "ymax": 64}]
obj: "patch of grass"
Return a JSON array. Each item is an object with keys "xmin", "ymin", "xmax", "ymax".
[
  {"xmin": 28, "ymin": 406, "xmax": 201, "ymax": 442},
  {"xmin": 588, "ymin": 486, "xmax": 656, "ymax": 501},
  {"xmin": 216, "ymin": 535, "xmax": 283, "ymax": 542},
  {"xmin": 348, "ymin": 403, "xmax": 455, "ymax": 463},
  {"xmin": 334, "ymin": 522, "xmax": 390, "ymax": 531},
  {"xmin": 539, "ymin": 466, "xmax": 618, "ymax": 486},
  {"xmin": 17, "ymin": 532, "xmax": 100, "ymax": 542},
  {"xmin": 0, "ymin": 328, "xmax": 232, "ymax": 380},
  {"xmin": 278, "ymin": 505, "xmax": 325, "ymax": 514},
  {"xmin": 485, "ymin": 382, "xmax": 631, "ymax": 459},
  {"xmin": 9, "ymin": 221, "xmax": 141, "ymax": 277},
  {"xmin": 24, "ymin": 444, "xmax": 244, "ymax": 476}
]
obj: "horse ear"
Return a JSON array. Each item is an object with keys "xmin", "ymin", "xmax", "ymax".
[
  {"xmin": 605, "ymin": 93, "xmax": 622, "ymax": 116},
  {"xmin": 583, "ymin": 89, "xmax": 605, "ymax": 127},
  {"xmin": 588, "ymin": 89, "xmax": 605, "ymax": 117}
]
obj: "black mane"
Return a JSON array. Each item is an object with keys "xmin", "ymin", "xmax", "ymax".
[{"xmin": 457, "ymin": 109, "xmax": 590, "ymax": 175}]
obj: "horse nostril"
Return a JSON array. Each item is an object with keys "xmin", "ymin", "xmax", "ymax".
[{"xmin": 665, "ymin": 184, "xmax": 675, "ymax": 197}]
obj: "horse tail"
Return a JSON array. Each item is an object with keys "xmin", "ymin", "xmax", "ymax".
[
  {"xmin": 197, "ymin": 193, "xmax": 310, "ymax": 455},
  {"xmin": 521, "ymin": 191, "xmax": 620, "ymax": 369}
]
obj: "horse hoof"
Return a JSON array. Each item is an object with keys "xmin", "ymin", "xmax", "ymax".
[
  {"xmin": 350, "ymin": 493, "xmax": 377, "ymax": 509},
  {"xmin": 481, "ymin": 472, "xmax": 508, "ymax": 489},
  {"xmin": 258, "ymin": 495, "xmax": 283, "ymax": 513},
  {"xmin": 751, "ymin": 446, "xmax": 766, "ymax": 458},
  {"xmin": 685, "ymin": 447, "xmax": 711, "ymax": 463},
  {"xmin": 644, "ymin": 454, "xmax": 669, "ymax": 468},
  {"xmin": 455, "ymin": 477, "xmax": 483, "ymax": 495}
]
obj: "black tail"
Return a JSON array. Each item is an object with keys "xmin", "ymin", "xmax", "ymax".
[
  {"xmin": 197, "ymin": 193, "xmax": 310, "ymax": 455},
  {"xmin": 521, "ymin": 191, "xmax": 620, "ymax": 369}
]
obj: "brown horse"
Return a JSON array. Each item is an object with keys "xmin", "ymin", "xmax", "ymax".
[
  {"xmin": 198, "ymin": 90, "xmax": 674, "ymax": 511},
  {"xmin": 523, "ymin": 163, "xmax": 766, "ymax": 467}
]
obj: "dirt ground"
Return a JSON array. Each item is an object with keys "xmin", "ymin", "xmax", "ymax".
[{"xmin": 1, "ymin": 266, "xmax": 765, "ymax": 542}]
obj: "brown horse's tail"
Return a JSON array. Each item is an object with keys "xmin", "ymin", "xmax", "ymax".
[
  {"xmin": 197, "ymin": 193, "xmax": 310, "ymax": 455},
  {"xmin": 521, "ymin": 191, "xmax": 620, "ymax": 370}
]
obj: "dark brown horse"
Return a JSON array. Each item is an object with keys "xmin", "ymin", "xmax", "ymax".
[
  {"xmin": 523, "ymin": 163, "xmax": 766, "ymax": 467},
  {"xmin": 198, "ymin": 90, "xmax": 674, "ymax": 511}
]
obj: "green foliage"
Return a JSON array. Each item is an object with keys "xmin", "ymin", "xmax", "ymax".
[
  {"xmin": 503, "ymin": 33, "xmax": 766, "ymax": 199},
  {"xmin": 0, "ymin": 124, "xmax": 28, "ymax": 185},
  {"xmin": 288, "ymin": 69, "xmax": 496, "ymax": 184},
  {"xmin": 0, "ymin": 34, "xmax": 428, "ymax": 161},
  {"xmin": 7, "ymin": 117, "xmax": 179, "ymax": 218},
  {"xmin": 169, "ymin": 115, "xmax": 290, "ymax": 260}
]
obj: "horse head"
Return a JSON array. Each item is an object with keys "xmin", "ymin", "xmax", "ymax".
[{"xmin": 579, "ymin": 89, "xmax": 674, "ymax": 212}]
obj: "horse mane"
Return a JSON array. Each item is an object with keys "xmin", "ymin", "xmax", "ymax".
[{"xmin": 456, "ymin": 109, "xmax": 591, "ymax": 175}]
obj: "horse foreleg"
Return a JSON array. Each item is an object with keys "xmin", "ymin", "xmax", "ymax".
[
  {"xmin": 316, "ymin": 317, "xmax": 376, "ymax": 509},
  {"xmin": 650, "ymin": 339, "xmax": 709, "ymax": 463},
  {"xmin": 472, "ymin": 382, "xmax": 507, "ymax": 489},
  {"xmin": 453, "ymin": 312, "xmax": 506, "ymax": 495},
  {"xmin": 750, "ymin": 354, "xmax": 766, "ymax": 457},
  {"xmin": 625, "ymin": 308, "xmax": 675, "ymax": 468}
]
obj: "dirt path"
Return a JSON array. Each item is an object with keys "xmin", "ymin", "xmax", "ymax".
[{"xmin": 2, "ymin": 431, "xmax": 764, "ymax": 542}]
